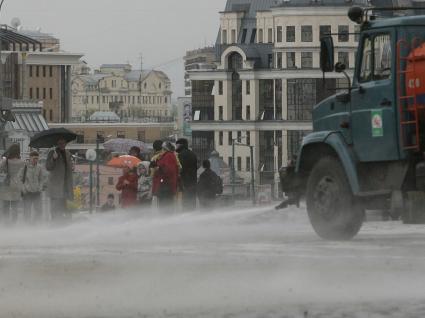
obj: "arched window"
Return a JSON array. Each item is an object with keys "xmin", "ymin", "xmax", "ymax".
[{"xmin": 228, "ymin": 52, "xmax": 243, "ymax": 71}]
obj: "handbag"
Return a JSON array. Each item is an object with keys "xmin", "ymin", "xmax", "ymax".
[{"xmin": 0, "ymin": 159, "xmax": 9, "ymax": 188}]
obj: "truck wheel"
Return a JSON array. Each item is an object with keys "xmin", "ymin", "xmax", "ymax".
[{"xmin": 306, "ymin": 156, "xmax": 364, "ymax": 240}]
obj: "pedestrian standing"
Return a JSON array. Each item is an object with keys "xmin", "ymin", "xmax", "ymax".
[
  {"xmin": 116, "ymin": 165, "xmax": 138, "ymax": 208},
  {"xmin": 176, "ymin": 138, "xmax": 198, "ymax": 211},
  {"xmin": 19, "ymin": 151, "xmax": 45, "ymax": 224},
  {"xmin": 137, "ymin": 161, "xmax": 152, "ymax": 207},
  {"xmin": 0, "ymin": 144, "xmax": 25, "ymax": 224},
  {"xmin": 129, "ymin": 146, "xmax": 143, "ymax": 161},
  {"xmin": 197, "ymin": 160, "xmax": 223, "ymax": 210},
  {"xmin": 46, "ymin": 137, "xmax": 74, "ymax": 221},
  {"xmin": 101, "ymin": 193, "xmax": 116, "ymax": 212},
  {"xmin": 151, "ymin": 141, "xmax": 179, "ymax": 213}
]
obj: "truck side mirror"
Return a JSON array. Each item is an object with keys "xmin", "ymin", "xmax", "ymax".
[{"xmin": 320, "ymin": 36, "xmax": 334, "ymax": 73}]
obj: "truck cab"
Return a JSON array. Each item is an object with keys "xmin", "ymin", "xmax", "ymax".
[{"xmin": 283, "ymin": 6, "xmax": 425, "ymax": 240}]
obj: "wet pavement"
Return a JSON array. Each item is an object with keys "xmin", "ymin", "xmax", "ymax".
[{"xmin": 0, "ymin": 206, "xmax": 425, "ymax": 317}]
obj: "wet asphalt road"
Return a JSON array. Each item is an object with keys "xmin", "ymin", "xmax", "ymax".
[{"xmin": 1, "ymin": 206, "xmax": 425, "ymax": 317}]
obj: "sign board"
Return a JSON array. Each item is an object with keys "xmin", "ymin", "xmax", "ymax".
[
  {"xmin": 183, "ymin": 102, "xmax": 192, "ymax": 136},
  {"xmin": 371, "ymin": 110, "xmax": 383, "ymax": 137}
]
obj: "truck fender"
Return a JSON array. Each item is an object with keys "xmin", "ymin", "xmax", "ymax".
[{"xmin": 296, "ymin": 131, "xmax": 360, "ymax": 195}]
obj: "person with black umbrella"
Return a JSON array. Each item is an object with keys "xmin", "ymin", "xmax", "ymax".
[{"xmin": 45, "ymin": 137, "xmax": 74, "ymax": 221}]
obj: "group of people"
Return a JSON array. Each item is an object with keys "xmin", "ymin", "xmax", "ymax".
[
  {"xmin": 0, "ymin": 138, "xmax": 73, "ymax": 224},
  {"xmin": 0, "ymin": 136, "xmax": 224, "ymax": 224},
  {"xmin": 112, "ymin": 138, "xmax": 223, "ymax": 212}
]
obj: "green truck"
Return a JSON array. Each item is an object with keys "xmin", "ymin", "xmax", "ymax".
[{"xmin": 281, "ymin": 6, "xmax": 425, "ymax": 240}]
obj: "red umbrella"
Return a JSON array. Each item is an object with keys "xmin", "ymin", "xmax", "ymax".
[{"xmin": 107, "ymin": 155, "xmax": 141, "ymax": 168}]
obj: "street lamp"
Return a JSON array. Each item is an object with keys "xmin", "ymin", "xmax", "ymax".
[{"xmin": 85, "ymin": 148, "xmax": 97, "ymax": 213}]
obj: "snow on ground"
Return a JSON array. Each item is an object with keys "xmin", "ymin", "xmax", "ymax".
[{"xmin": 1, "ymin": 206, "xmax": 425, "ymax": 317}]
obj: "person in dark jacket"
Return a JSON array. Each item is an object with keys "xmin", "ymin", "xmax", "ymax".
[
  {"xmin": 197, "ymin": 160, "xmax": 222, "ymax": 210},
  {"xmin": 45, "ymin": 138, "xmax": 74, "ymax": 221},
  {"xmin": 176, "ymin": 138, "xmax": 198, "ymax": 211}
]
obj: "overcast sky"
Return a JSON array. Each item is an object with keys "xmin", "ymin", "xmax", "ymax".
[{"xmin": 2, "ymin": 0, "xmax": 227, "ymax": 98}]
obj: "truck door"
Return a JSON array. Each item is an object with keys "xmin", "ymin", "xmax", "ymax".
[{"xmin": 350, "ymin": 30, "xmax": 399, "ymax": 162}]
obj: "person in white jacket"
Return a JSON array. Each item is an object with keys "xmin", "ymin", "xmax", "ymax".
[{"xmin": 19, "ymin": 151, "xmax": 45, "ymax": 223}]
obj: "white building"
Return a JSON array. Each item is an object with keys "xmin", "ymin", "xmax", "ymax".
[
  {"xmin": 189, "ymin": 0, "xmax": 366, "ymax": 193},
  {"xmin": 72, "ymin": 64, "xmax": 173, "ymax": 122}
]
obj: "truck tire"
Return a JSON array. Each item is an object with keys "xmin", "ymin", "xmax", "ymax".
[{"xmin": 306, "ymin": 156, "xmax": 364, "ymax": 240}]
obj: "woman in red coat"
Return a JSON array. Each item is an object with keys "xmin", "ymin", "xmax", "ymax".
[
  {"xmin": 151, "ymin": 142, "xmax": 179, "ymax": 211},
  {"xmin": 116, "ymin": 166, "xmax": 138, "ymax": 208}
]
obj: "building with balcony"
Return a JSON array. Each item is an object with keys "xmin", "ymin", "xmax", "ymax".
[
  {"xmin": 0, "ymin": 25, "xmax": 83, "ymax": 123},
  {"xmin": 71, "ymin": 64, "xmax": 173, "ymax": 122},
  {"xmin": 189, "ymin": 0, "xmax": 367, "ymax": 193},
  {"xmin": 184, "ymin": 47, "xmax": 217, "ymax": 96}
]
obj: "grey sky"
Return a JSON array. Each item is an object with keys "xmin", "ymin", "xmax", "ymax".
[{"xmin": 2, "ymin": 0, "xmax": 227, "ymax": 98}]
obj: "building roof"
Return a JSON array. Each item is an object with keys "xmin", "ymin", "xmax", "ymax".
[
  {"xmin": 100, "ymin": 64, "xmax": 131, "ymax": 69},
  {"xmin": 8, "ymin": 100, "xmax": 49, "ymax": 133},
  {"xmin": 89, "ymin": 111, "xmax": 120, "ymax": 123},
  {"xmin": 123, "ymin": 70, "xmax": 150, "ymax": 82}
]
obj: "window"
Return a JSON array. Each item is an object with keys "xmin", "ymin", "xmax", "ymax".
[
  {"xmin": 219, "ymin": 131, "xmax": 223, "ymax": 146},
  {"xmin": 49, "ymin": 110, "xmax": 53, "ymax": 121},
  {"xmin": 276, "ymin": 52, "xmax": 283, "ymax": 69},
  {"xmin": 359, "ymin": 36, "xmax": 372, "ymax": 82},
  {"xmin": 268, "ymin": 54, "xmax": 273, "ymax": 68},
  {"xmin": 374, "ymin": 34, "xmax": 392, "ymax": 80},
  {"xmin": 36, "ymin": 88, "xmax": 40, "ymax": 99},
  {"xmin": 43, "ymin": 109, "xmax": 46, "ymax": 118},
  {"xmin": 218, "ymin": 106, "xmax": 223, "ymax": 120},
  {"xmin": 237, "ymin": 157, "xmax": 242, "ymax": 171},
  {"xmin": 338, "ymin": 25, "xmax": 349, "ymax": 42},
  {"xmin": 338, "ymin": 52, "xmax": 349, "ymax": 67},
  {"xmin": 258, "ymin": 29, "xmax": 263, "ymax": 43},
  {"xmin": 117, "ymin": 131, "xmax": 125, "ymax": 138},
  {"xmin": 246, "ymin": 81, "xmax": 250, "ymax": 95},
  {"xmin": 231, "ymin": 29, "xmax": 236, "ymax": 43},
  {"xmin": 277, "ymin": 26, "xmax": 283, "ymax": 42},
  {"xmin": 228, "ymin": 157, "xmax": 233, "ymax": 168},
  {"xmin": 237, "ymin": 131, "xmax": 242, "ymax": 143},
  {"xmin": 76, "ymin": 131, "xmax": 84, "ymax": 143},
  {"xmin": 218, "ymin": 81, "xmax": 223, "ymax": 95},
  {"xmin": 320, "ymin": 25, "xmax": 331, "ymax": 39},
  {"xmin": 246, "ymin": 106, "xmax": 251, "ymax": 120},
  {"xmin": 29, "ymin": 66, "xmax": 33, "ymax": 77},
  {"xmin": 301, "ymin": 52, "xmax": 313, "ymax": 68},
  {"xmin": 137, "ymin": 130, "xmax": 145, "ymax": 141},
  {"xmin": 43, "ymin": 88, "xmax": 46, "ymax": 99},
  {"xmin": 268, "ymin": 28, "xmax": 273, "ymax": 43},
  {"xmin": 108, "ymin": 177, "xmax": 114, "ymax": 186},
  {"xmin": 43, "ymin": 66, "xmax": 46, "ymax": 77},
  {"xmin": 286, "ymin": 26, "xmax": 295, "ymax": 42},
  {"xmin": 246, "ymin": 157, "xmax": 251, "ymax": 172},
  {"xmin": 354, "ymin": 25, "xmax": 360, "ymax": 42},
  {"xmin": 301, "ymin": 25, "xmax": 312, "ymax": 42},
  {"xmin": 287, "ymin": 52, "xmax": 296, "ymax": 68},
  {"xmin": 250, "ymin": 28, "xmax": 257, "ymax": 43},
  {"xmin": 50, "ymin": 88, "xmax": 53, "ymax": 99},
  {"xmin": 241, "ymin": 28, "xmax": 248, "ymax": 44},
  {"xmin": 246, "ymin": 131, "xmax": 251, "ymax": 145},
  {"xmin": 36, "ymin": 66, "xmax": 39, "ymax": 77},
  {"xmin": 222, "ymin": 29, "xmax": 227, "ymax": 44},
  {"xmin": 50, "ymin": 66, "xmax": 53, "ymax": 77},
  {"xmin": 228, "ymin": 131, "xmax": 233, "ymax": 145}
]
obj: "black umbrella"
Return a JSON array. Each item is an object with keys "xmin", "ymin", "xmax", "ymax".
[{"xmin": 29, "ymin": 128, "xmax": 77, "ymax": 149}]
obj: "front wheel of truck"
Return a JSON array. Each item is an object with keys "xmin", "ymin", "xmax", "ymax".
[{"xmin": 306, "ymin": 156, "xmax": 364, "ymax": 240}]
